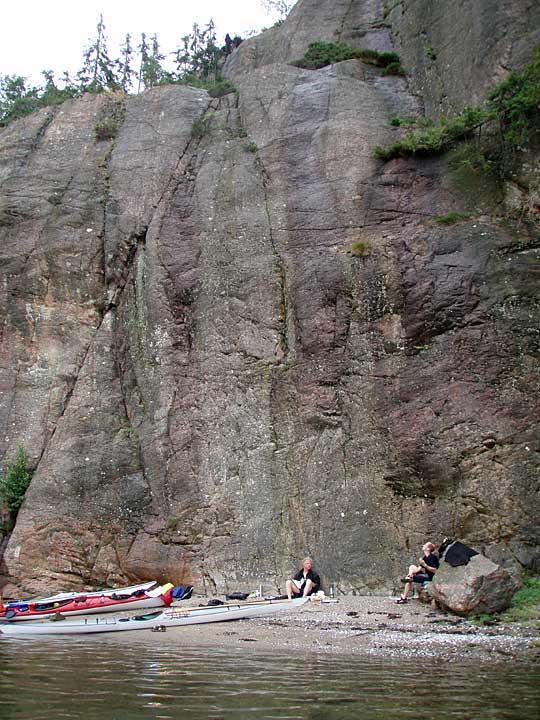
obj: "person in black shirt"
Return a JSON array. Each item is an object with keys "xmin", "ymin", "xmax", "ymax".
[
  {"xmin": 286, "ymin": 557, "xmax": 321, "ymax": 600},
  {"xmin": 396, "ymin": 542, "xmax": 439, "ymax": 604}
]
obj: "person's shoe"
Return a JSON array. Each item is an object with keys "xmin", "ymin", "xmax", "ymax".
[{"xmin": 395, "ymin": 597, "xmax": 408, "ymax": 604}]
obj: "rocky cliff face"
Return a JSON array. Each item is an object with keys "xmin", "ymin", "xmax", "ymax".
[{"xmin": 1, "ymin": 0, "xmax": 539, "ymax": 595}]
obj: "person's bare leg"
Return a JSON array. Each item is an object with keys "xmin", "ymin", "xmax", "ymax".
[
  {"xmin": 405, "ymin": 564, "xmax": 420, "ymax": 579},
  {"xmin": 302, "ymin": 579, "xmax": 314, "ymax": 597},
  {"xmin": 286, "ymin": 579, "xmax": 299, "ymax": 600},
  {"xmin": 402, "ymin": 580, "xmax": 412, "ymax": 599},
  {"xmin": 396, "ymin": 579, "xmax": 413, "ymax": 603}
]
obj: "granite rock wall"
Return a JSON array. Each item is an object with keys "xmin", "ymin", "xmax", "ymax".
[{"xmin": 1, "ymin": 0, "xmax": 539, "ymax": 595}]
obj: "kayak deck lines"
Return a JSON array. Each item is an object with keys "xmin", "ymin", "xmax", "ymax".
[
  {"xmin": 0, "ymin": 581, "xmax": 175, "ymax": 622},
  {"xmin": 0, "ymin": 597, "xmax": 309, "ymax": 636}
]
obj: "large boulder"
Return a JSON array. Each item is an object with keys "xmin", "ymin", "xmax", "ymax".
[{"xmin": 428, "ymin": 553, "xmax": 517, "ymax": 615}]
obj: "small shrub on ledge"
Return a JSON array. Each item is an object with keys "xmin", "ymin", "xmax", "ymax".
[
  {"xmin": 94, "ymin": 94, "xmax": 126, "ymax": 141},
  {"xmin": 345, "ymin": 239, "xmax": 371, "ymax": 257},
  {"xmin": 374, "ymin": 48, "xmax": 540, "ymax": 165},
  {"xmin": 382, "ymin": 61, "xmax": 406, "ymax": 76},
  {"xmin": 206, "ymin": 80, "xmax": 236, "ymax": 98},
  {"xmin": 0, "ymin": 446, "xmax": 33, "ymax": 530},
  {"xmin": 373, "ymin": 106, "xmax": 489, "ymax": 161},
  {"xmin": 488, "ymin": 47, "xmax": 540, "ymax": 146},
  {"xmin": 95, "ymin": 116, "xmax": 119, "ymax": 140},
  {"xmin": 431, "ymin": 211, "xmax": 472, "ymax": 224},
  {"xmin": 191, "ymin": 111, "xmax": 214, "ymax": 139},
  {"xmin": 292, "ymin": 41, "xmax": 404, "ymax": 74}
]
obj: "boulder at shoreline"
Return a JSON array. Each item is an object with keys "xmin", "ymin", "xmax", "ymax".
[{"xmin": 428, "ymin": 553, "xmax": 517, "ymax": 615}]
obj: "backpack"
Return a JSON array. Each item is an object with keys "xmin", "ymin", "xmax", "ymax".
[{"xmin": 171, "ymin": 585, "xmax": 194, "ymax": 600}]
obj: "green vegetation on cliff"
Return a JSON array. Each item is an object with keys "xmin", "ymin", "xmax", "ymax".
[
  {"xmin": 293, "ymin": 41, "xmax": 404, "ymax": 75},
  {"xmin": 374, "ymin": 107, "xmax": 489, "ymax": 160},
  {"xmin": 374, "ymin": 49, "xmax": 540, "ymax": 168},
  {"xmin": 94, "ymin": 94, "xmax": 127, "ymax": 140},
  {"xmin": 0, "ymin": 447, "xmax": 33, "ymax": 529},
  {"xmin": 344, "ymin": 239, "xmax": 371, "ymax": 257},
  {"xmin": 191, "ymin": 111, "xmax": 215, "ymax": 139},
  {"xmin": 431, "ymin": 211, "xmax": 472, "ymax": 225}
]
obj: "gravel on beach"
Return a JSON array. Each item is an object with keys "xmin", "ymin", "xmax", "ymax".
[{"xmin": 124, "ymin": 594, "xmax": 540, "ymax": 665}]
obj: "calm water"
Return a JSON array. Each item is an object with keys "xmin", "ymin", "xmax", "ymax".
[{"xmin": 0, "ymin": 635, "xmax": 539, "ymax": 720}]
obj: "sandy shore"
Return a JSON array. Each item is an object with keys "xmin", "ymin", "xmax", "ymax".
[{"xmin": 121, "ymin": 594, "xmax": 540, "ymax": 665}]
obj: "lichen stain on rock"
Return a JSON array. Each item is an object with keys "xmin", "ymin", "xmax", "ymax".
[{"xmin": 1, "ymin": 0, "xmax": 539, "ymax": 595}]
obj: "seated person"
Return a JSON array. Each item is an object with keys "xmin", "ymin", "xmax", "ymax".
[
  {"xmin": 396, "ymin": 542, "xmax": 439, "ymax": 604},
  {"xmin": 286, "ymin": 557, "xmax": 321, "ymax": 600}
]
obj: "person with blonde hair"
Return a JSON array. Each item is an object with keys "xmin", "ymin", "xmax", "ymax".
[
  {"xmin": 286, "ymin": 557, "xmax": 321, "ymax": 600},
  {"xmin": 395, "ymin": 541, "xmax": 439, "ymax": 604}
]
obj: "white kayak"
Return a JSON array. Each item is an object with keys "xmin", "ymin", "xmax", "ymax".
[{"xmin": 0, "ymin": 597, "xmax": 308, "ymax": 636}]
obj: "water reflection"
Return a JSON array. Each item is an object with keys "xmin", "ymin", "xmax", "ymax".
[{"xmin": 0, "ymin": 637, "xmax": 539, "ymax": 720}]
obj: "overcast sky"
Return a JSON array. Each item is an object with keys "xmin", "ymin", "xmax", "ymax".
[{"xmin": 1, "ymin": 1, "xmax": 287, "ymax": 86}]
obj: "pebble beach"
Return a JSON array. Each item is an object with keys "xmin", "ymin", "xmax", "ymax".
[{"xmin": 123, "ymin": 594, "xmax": 540, "ymax": 665}]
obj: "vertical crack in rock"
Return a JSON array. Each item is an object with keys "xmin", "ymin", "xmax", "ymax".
[
  {"xmin": 266, "ymin": 187, "xmax": 293, "ymax": 362},
  {"xmin": 31, "ymin": 325, "xmax": 97, "ymax": 469},
  {"xmin": 29, "ymin": 108, "xmax": 130, "ymax": 472},
  {"xmin": 0, "ymin": 102, "xmax": 107, "ymax": 514},
  {"xmin": 97, "ymin": 98, "xmax": 129, "ymax": 309},
  {"xmin": 153, "ymin": 100, "xmax": 214, "ymax": 217},
  {"xmin": 144, "ymin": 102, "xmax": 213, "ymax": 510},
  {"xmin": 32, "ymin": 109, "xmax": 58, "ymax": 151},
  {"xmin": 111, "ymin": 233, "xmax": 159, "ymax": 510},
  {"xmin": 113, "ymin": 296, "xmax": 151, "ymax": 515},
  {"xmin": 226, "ymin": 104, "xmax": 301, "ymax": 575},
  {"xmin": 9, "ymin": 107, "xmax": 58, "ymax": 169},
  {"xmin": 103, "ymin": 94, "xmax": 221, "ymax": 579},
  {"xmin": 106, "ymin": 230, "xmax": 147, "ymax": 311},
  {"xmin": 337, "ymin": 0, "xmax": 357, "ymax": 41}
]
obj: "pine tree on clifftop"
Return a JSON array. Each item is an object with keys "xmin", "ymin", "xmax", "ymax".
[{"xmin": 77, "ymin": 14, "xmax": 119, "ymax": 93}]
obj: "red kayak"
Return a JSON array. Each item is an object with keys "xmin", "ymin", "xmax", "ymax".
[{"xmin": 0, "ymin": 582, "xmax": 174, "ymax": 622}]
